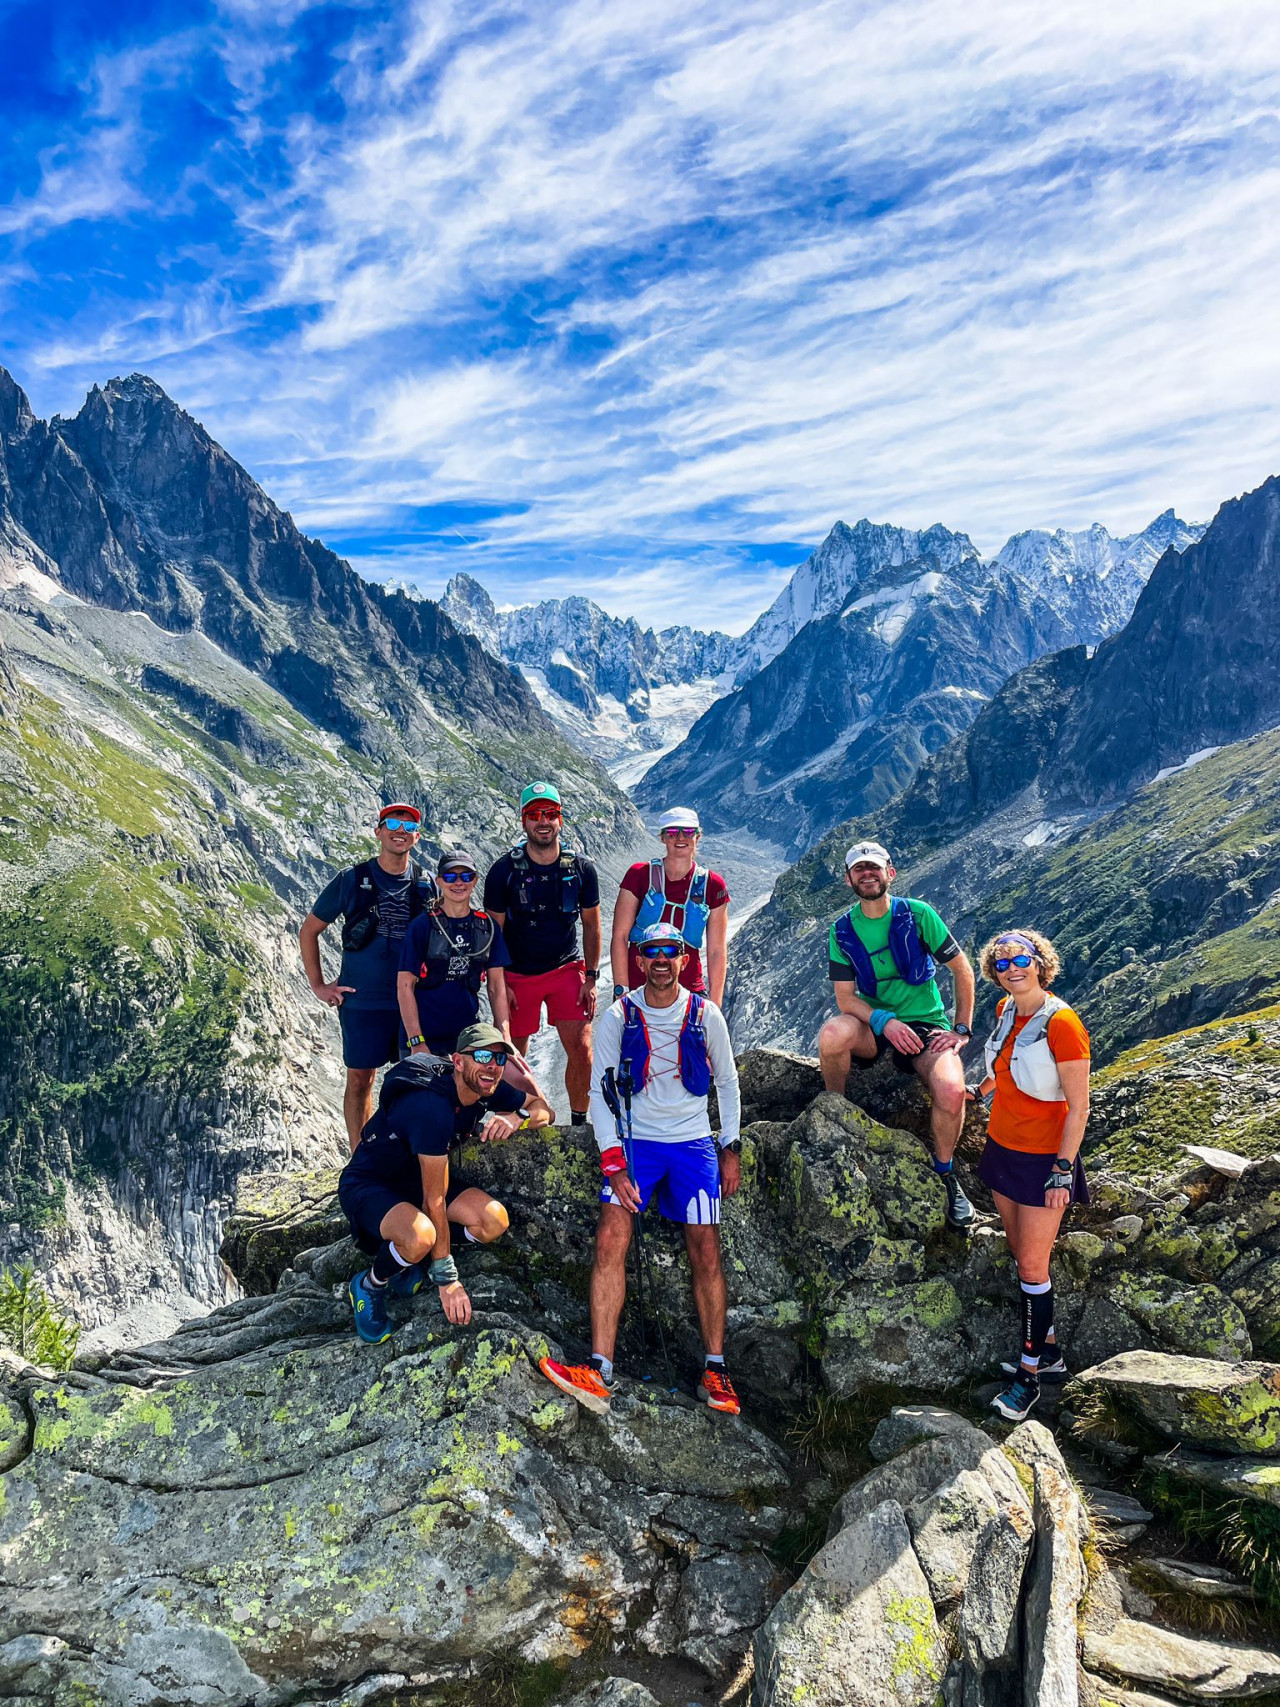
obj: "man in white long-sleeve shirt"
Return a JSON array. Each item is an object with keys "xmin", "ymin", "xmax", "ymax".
[{"xmin": 539, "ymin": 921, "xmax": 743, "ymax": 1416}]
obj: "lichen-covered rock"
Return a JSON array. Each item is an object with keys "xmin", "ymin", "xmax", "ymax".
[
  {"xmin": 1107, "ymin": 1273, "xmax": 1253, "ymax": 1360},
  {"xmin": 0, "ymin": 1278, "xmax": 796, "ymax": 1707},
  {"xmin": 1083, "ymin": 1617, "xmax": 1280, "ymax": 1700},
  {"xmin": 0, "ymin": 1351, "xmax": 32, "ymax": 1473},
  {"xmin": 1147, "ymin": 1448, "xmax": 1280, "ymax": 1509},
  {"xmin": 1070, "ymin": 1351, "xmax": 1280, "ymax": 1455},
  {"xmin": 1001, "ymin": 1421, "xmax": 1088, "ymax": 1707},
  {"xmin": 220, "ymin": 1163, "xmax": 346, "ymax": 1295},
  {"xmin": 869, "ymin": 1404, "xmax": 989, "ymax": 1464},
  {"xmin": 752, "ymin": 1498, "xmax": 947, "ymax": 1707}
]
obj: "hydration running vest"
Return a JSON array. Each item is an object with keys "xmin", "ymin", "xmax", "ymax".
[
  {"xmin": 832, "ymin": 896, "xmax": 936, "ymax": 999},
  {"xmin": 618, "ymin": 993, "xmax": 713, "ymax": 1098},
  {"xmin": 340, "ymin": 859, "xmax": 438, "ymax": 952},
  {"xmin": 413, "ymin": 907, "xmax": 497, "ymax": 994},
  {"xmin": 504, "ymin": 843, "xmax": 584, "ymax": 916},
  {"xmin": 628, "ymin": 861, "xmax": 711, "ymax": 951},
  {"xmin": 983, "ymin": 993, "xmax": 1071, "ymax": 1103},
  {"xmin": 361, "ymin": 1054, "xmax": 454, "ymax": 1144}
]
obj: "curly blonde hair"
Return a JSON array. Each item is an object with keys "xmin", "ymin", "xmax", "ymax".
[{"xmin": 978, "ymin": 928, "xmax": 1061, "ymax": 987}]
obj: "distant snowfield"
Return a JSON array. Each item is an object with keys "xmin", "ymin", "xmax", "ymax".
[{"xmin": 1152, "ymin": 746, "xmax": 1220, "ymax": 784}]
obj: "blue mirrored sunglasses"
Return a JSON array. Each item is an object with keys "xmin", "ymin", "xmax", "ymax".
[
  {"xmin": 380, "ymin": 816, "xmax": 420, "ymax": 832},
  {"xmin": 466, "ymin": 1048, "xmax": 508, "ymax": 1066},
  {"xmin": 440, "ymin": 870, "xmax": 477, "ymax": 883},
  {"xmin": 640, "ymin": 943, "xmax": 682, "ymax": 959},
  {"xmin": 993, "ymin": 954, "xmax": 1036, "ymax": 972}
]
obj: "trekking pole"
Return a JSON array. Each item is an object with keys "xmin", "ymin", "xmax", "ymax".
[{"xmin": 618, "ymin": 1065, "xmax": 676, "ymax": 1393}]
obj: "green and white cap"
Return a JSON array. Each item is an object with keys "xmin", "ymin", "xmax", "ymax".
[{"xmin": 520, "ymin": 780, "xmax": 561, "ymax": 811}]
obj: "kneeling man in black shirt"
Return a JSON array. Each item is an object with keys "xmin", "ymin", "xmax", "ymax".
[{"xmin": 338, "ymin": 1023, "xmax": 552, "ymax": 1342}]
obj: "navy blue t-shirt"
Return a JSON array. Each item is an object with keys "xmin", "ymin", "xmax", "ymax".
[
  {"xmin": 482, "ymin": 850, "xmax": 600, "ymax": 975},
  {"xmin": 341, "ymin": 1072, "xmax": 525, "ymax": 1204},
  {"xmin": 312, "ymin": 861, "xmax": 431, "ymax": 1011},
  {"xmin": 399, "ymin": 909, "xmax": 512, "ymax": 1046}
]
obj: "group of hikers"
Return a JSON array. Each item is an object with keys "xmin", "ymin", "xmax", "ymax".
[{"xmin": 301, "ymin": 788, "xmax": 1090, "ymax": 1426}]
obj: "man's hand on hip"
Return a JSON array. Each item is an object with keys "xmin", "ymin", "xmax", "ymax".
[
  {"xmin": 610, "ymin": 1171, "xmax": 643, "ymax": 1213},
  {"xmin": 312, "ymin": 982, "xmax": 355, "ymax": 1008}
]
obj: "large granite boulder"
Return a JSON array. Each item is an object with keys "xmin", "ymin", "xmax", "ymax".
[{"xmin": 0, "ymin": 1275, "xmax": 796, "ymax": 1707}]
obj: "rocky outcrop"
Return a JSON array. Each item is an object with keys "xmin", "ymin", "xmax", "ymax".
[
  {"xmin": 1070, "ymin": 1351, "xmax": 1280, "ymax": 1455},
  {"xmin": 0, "ymin": 1280, "xmax": 796, "ymax": 1706}
]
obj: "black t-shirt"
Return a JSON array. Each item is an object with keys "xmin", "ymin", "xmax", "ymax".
[
  {"xmin": 482, "ymin": 849, "xmax": 600, "ymax": 975},
  {"xmin": 312, "ymin": 861, "xmax": 428, "ymax": 1011},
  {"xmin": 341, "ymin": 1071, "xmax": 525, "ymax": 1203},
  {"xmin": 398, "ymin": 910, "xmax": 512, "ymax": 1046}
]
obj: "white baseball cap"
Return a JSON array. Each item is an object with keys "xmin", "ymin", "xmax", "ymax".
[
  {"xmin": 845, "ymin": 839, "xmax": 891, "ymax": 870},
  {"xmin": 658, "ymin": 807, "xmax": 701, "ymax": 833}
]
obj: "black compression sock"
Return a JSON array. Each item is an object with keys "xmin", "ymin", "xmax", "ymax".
[
  {"xmin": 369, "ymin": 1243, "xmax": 402, "ymax": 1287},
  {"xmin": 1019, "ymin": 1278, "xmax": 1054, "ymax": 1368}
]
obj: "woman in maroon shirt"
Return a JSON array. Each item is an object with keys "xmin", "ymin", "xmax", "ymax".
[{"xmin": 609, "ymin": 807, "xmax": 730, "ymax": 1001}]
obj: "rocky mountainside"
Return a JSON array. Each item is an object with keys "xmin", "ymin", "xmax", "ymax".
[
  {"xmin": 728, "ymin": 510, "xmax": 1199, "ymax": 685},
  {"xmin": 728, "ymin": 475, "xmax": 1280, "ymax": 1056},
  {"xmin": 441, "ymin": 571, "xmax": 731, "ymax": 780},
  {"xmin": 5, "ymin": 1053, "xmax": 1280, "ymax": 1704},
  {"xmin": 994, "ymin": 508, "xmax": 1204, "ymax": 645},
  {"xmin": 0, "ymin": 370, "xmax": 639, "ymax": 850},
  {"xmin": 0, "ymin": 367, "xmax": 644, "ymax": 1349},
  {"xmin": 636, "ymin": 533, "xmax": 1075, "ymax": 856}
]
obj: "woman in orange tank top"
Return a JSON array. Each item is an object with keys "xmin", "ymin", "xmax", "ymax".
[{"xmin": 970, "ymin": 928, "xmax": 1090, "ymax": 1424}]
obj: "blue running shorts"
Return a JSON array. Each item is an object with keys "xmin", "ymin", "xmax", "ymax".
[
  {"xmin": 600, "ymin": 1135, "xmax": 721, "ymax": 1225},
  {"xmin": 338, "ymin": 1006, "xmax": 403, "ymax": 1070}
]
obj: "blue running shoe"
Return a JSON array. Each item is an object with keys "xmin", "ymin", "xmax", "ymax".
[
  {"xmin": 348, "ymin": 1270, "xmax": 392, "ymax": 1344},
  {"xmin": 388, "ymin": 1261, "xmax": 424, "ymax": 1297},
  {"xmin": 991, "ymin": 1374, "xmax": 1039, "ymax": 1422}
]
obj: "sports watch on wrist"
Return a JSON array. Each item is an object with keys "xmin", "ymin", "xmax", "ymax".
[
  {"xmin": 584, "ymin": 968, "xmax": 599, "ymax": 980},
  {"xmin": 613, "ymin": 983, "xmax": 626, "ymax": 1000},
  {"xmin": 718, "ymin": 1137, "xmax": 743, "ymax": 1154},
  {"xmin": 406, "ymin": 1034, "xmax": 427, "ymax": 1049},
  {"xmin": 953, "ymin": 1023, "xmax": 972, "ymax": 1038}
]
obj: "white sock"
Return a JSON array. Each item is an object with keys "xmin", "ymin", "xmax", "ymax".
[
  {"xmin": 590, "ymin": 1353, "xmax": 614, "ymax": 1383},
  {"xmin": 463, "ymin": 1227, "xmax": 480, "ymax": 1244},
  {"xmin": 388, "ymin": 1241, "xmax": 414, "ymax": 1267}
]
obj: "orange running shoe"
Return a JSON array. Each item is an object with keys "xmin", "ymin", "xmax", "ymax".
[
  {"xmin": 539, "ymin": 1355, "xmax": 613, "ymax": 1415},
  {"xmin": 697, "ymin": 1367, "xmax": 741, "ymax": 1415}
]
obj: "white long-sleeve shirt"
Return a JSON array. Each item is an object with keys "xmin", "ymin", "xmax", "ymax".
[{"xmin": 588, "ymin": 987, "xmax": 741, "ymax": 1149}]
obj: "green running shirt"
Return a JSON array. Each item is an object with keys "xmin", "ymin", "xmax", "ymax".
[{"xmin": 827, "ymin": 897, "xmax": 960, "ymax": 1027}]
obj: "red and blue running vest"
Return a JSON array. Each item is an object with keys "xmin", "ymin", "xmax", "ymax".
[{"xmin": 618, "ymin": 993, "xmax": 712, "ymax": 1097}]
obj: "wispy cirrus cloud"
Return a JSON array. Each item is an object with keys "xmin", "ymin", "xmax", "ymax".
[{"xmin": 1, "ymin": 0, "xmax": 1279, "ymax": 625}]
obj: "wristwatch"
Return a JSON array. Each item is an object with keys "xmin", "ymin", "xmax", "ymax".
[
  {"xmin": 718, "ymin": 1137, "xmax": 743, "ymax": 1154},
  {"xmin": 954, "ymin": 1023, "xmax": 972, "ymax": 1039},
  {"xmin": 584, "ymin": 968, "xmax": 600, "ymax": 980},
  {"xmin": 613, "ymin": 983, "xmax": 626, "ymax": 1000},
  {"xmin": 406, "ymin": 1033, "xmax": 427, "ymax": 1049}
]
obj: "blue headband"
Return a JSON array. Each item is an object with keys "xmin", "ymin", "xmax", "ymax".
[{"xmin": 994, "ymin": 932, "xmax": 1041, "ymax": 957}]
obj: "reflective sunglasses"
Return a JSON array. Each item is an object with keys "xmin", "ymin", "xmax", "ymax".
[
  {"xmin": 662, "ymin": 826, "xmax": 698, "ymax": 837},
  {"xmin": 440, "ymin": 870, "xmax": 477, "ymax": 884},
  {"xmin": 993, "ymin": 953, "xmax": 1036, "ymax": 972},
  {"xmin": 380, "ymin": 816, "xmax": 420, "ymax": 832},
  {"xmin": 523, "ymin": 808, "xmax": 561, "ymax": 822},
  {"xmin": 640, "ymin": 943, "xmax": 682, "ymax": 959},
  {"xmin": 466, "ymin": 1048, "xmax": 508, "ymax": 1066}
]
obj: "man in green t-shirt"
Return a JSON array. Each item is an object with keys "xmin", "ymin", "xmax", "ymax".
[{"xmin": 819, "ymin": 839, "xmax": 977, "ymax": 1227}]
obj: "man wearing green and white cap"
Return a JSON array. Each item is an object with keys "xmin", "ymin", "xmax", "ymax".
[
  {"xmin": 819, "ymin": 838, "xmax": 977, "ymax": 1228},
  {"xmin": 483, "ymin": 782, "xmax": 602, "ymax": 1123}
]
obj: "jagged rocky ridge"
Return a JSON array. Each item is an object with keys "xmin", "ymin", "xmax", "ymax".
[
  {"xmin": 0, "ymin": 366, "xmax": 643, "ymax": 1348},
  {"xmin": 5, "ymin": 1047, "xmax": 1280, "ymax": 1704},
  {"xmin": 729, "ymin": 475, "xmax": 1280, "ymax": 1054},
  {"xmin": 441, "ymin": 572, "xmax": 731, "ymax": 778},
  {"xmin": 636, "ymin": 527, "xmax": 1076, "ymax": 856}
]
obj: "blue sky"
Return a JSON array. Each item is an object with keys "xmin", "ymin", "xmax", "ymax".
[{"xmin": 3, "ymin": 0, "xmax": 1279, "ymax": 630}]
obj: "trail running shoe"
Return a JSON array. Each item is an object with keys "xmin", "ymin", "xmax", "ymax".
[
  {"xmin": 388, "ymin": 1261, "xmax": 424, "ymax": 1297},
  {"xmin": 539, "ymin": 1356, "xmax": 613, "ymax": 1415},
  {"xmin": 942, "ymin": 1171, "xmax": 975, "ymax": 1228},
  {"xmin": 1002, "ymin": 1351, "xmax": 1068, "ymax": 1381},
  {"xmin": 991, "ymin": 1375, "xmax": 1040, "ymax": 1422},
  {"xmin": 348, "ymin": 1270, "xmax": 392, "ymax": 1344},
  {"xmin": 697, "ymin": 1368, "xmax": 741, "ymax": 1415}
]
